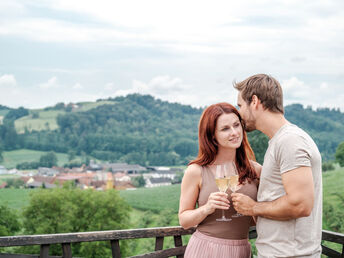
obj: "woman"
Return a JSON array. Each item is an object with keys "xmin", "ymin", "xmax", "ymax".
[{"xmin": 179, "ymin": 102, "xmax": 261, "ymax": 258}]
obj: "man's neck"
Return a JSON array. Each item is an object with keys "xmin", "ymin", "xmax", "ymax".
[{"xmin": 256, "ymin": 111, "xmax": 288, "ymax": 139}]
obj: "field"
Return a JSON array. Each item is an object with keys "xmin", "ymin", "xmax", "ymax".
[
  {"xmin": 0, "ymin": 149, "xmax": 76, "ymax": 168},
  {"xmin": 13, "ymin": 101, "xmax": 116, "ymax": 133},
  {"xmin": 119, "ymin": 184, "xmax": 181, "ymax": 213},
  {"xmin": 0, "ymin": 188, "xmax": 33, "ymax": 211},
  {"xmin": 14, "ymin": 110, "xmax": 65, "ymax": 133},
  {"xmin": 0, "ymin": 168, "xmax": 342, "ymax": 255}
]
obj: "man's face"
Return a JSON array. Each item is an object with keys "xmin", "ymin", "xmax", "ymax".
[{"xmin": 237, "ymin": 92, "xmax": 256, "ymax": 132}]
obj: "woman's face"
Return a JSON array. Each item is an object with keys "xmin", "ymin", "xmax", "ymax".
[{"xmin": 214, "ymin": 113, "xmax": 243, "ymax": 150}]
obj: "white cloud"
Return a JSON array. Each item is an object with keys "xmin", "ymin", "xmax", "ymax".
[
  {"xmin": 39, "ymin": 76, "xmax": 58, "ymax": 89},
  {"xmin": 0, "ymin": 74, "xmax": 17, "ymax": 87},
  {"xmin": 104, "ymin": 82, "xmax": 115, "ymax": 91},
  {"xmin": 72, "ymin": 82, "xmax": 83, "ymax": 89},
  {"xmin": 114, "ymin": 75, "xmax": 238, "ymax": 108}
]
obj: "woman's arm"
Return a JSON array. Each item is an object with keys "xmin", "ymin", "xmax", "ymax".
[{"xmin": 178, "ymin": 164, "xmax": 230, "ymax": 229}]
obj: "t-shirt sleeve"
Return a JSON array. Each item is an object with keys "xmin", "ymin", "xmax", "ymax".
[{"xmin": 276, "ymin": 133, "xmax": 312, "ymax": 174}]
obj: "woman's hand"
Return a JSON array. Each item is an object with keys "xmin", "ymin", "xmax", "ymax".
[{"xmin": 203, "ymin": 191, "xmax": 230, "ymax": 215}]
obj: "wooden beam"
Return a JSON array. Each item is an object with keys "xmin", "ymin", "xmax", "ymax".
[
  {"xmin": 40, "ymin": 244, "xmax": 49, "ymax": 258},
  {"xmin": 130, "ymin": 246, "xmax": 187, "ymax": 258},
  {"xmin": 111, "ymin": 240, "xmax": 121, "ymax": 258},
  {"xmin": 321, "ymin": 245, "xmax": 341, "ymax": 258},
  {"xmin": 154, "ymin": 237, "xmax": 164, "ymax": 251},
  {"xmin": 174, "ymin": 235, "xmax": 183, "ymax": 258},
  {"xmin": 62, "ymin": 243, "xmax": 72, "ymax": 258},
  {"xmin": 0, "ymin": 227, "xmax": 196, "ymax": 247}
]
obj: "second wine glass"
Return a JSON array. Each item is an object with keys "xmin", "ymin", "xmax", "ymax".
[{"xmin": 227, "ymin": 161, "xmax": 243, "ymax": 217}]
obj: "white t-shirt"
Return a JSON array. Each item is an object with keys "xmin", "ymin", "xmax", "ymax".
[{"xmin": 256, "ymin": 123, "xmax": 322, "ymax": 258}]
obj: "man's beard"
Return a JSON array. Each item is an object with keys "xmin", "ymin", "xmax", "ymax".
[{"xmin": 243, "ymin": 112, "xmax": 256, "ymax": 132}]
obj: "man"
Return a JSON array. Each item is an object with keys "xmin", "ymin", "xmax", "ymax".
[{"xmin": 231, "ymin": 74, "xmax": 322, "ymax": 258}]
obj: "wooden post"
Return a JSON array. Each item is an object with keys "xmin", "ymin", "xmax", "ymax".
[
  {"xmin": 111, "ymin": 240, "xmax": 121, "ymax": 258},
  {"xmin": 40, "ymin": 244, "xmax": 50, "ymax": 258},
  {"xmin": 155, "ymin": 236, "xmax": 164, "ymax": 251},
  {"xmin": 62, "ymin": 243, "xmax": 72, "ymax": 258},
  {"xmin": 174, "ymin": 235, "xmax": 183, "ymax": 258}
]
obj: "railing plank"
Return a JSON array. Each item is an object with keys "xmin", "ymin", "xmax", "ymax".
[
  {"xmin": 62, "ymin": 243, "xmax": 72, "ymax": 258},
  {"xmin": 174, "ymin": 235, "xmax": 183, "ymax": 258},
  {"xmin": 322, "ymin": 230, "xmax": 344, "ymax": 245},
  {"xmin": 40, "ymin": 244, "xmax": 49, "ymax": 258},
  {"xmin": 130, "ymin": 246, "xmax": 187, "ymax": 258},
  {"xmin": 111, "ymin": 239, "xmax": 121, "ymax": 258},
  {"xmin": 155, "ymin": 237, "xmax": 164, "ymax": 251},
  {"xmin": 0, "ymin": 227, "xmax": 196, "ymax": 247},
  {"xmin": 321, "ymin": 244, "xmax": 341, "ymax": 258}
]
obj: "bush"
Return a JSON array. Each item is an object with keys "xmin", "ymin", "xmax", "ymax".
[{"xmin": 19, "ymin": 188, "xmax": 131, "ymax": 257}]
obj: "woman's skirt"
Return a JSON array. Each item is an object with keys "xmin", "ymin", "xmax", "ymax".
[{"xmin": 184, "ymin": 230, "xmax": 251, "ymax": 258}]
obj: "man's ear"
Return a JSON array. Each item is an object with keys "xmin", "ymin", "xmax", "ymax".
[{"xmin": 251, "ymin": 95, "xmax": 260, "ymax": 109}]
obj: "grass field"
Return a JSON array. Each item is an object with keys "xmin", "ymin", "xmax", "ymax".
[
  {"xmin": 0, "ymin": 188, "xmax": 34, "ymax": 211},
  {"xmin": 76, "ymin": 100, "xmax": 116, "ymax": 112},
  {"xmin": 13, "ymin": 101, "xmax": 116, "ymax": 133},
  {"xmin": 14, "ymin": 110, "xmax": 65, "ymax": 133},
  {"xmin": 0, "ymin": 149, "xmax": 75, "ymax": 168},
  {"xmin": 119, "ymin": 184, "xmax": 181, "ymax": 213}
]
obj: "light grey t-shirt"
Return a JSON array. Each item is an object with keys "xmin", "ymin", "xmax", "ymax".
[{"xmin": 256, "ymin": 123, "xmax": 322, "ymax": 258}]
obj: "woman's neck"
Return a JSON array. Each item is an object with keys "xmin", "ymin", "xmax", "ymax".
[{"xmin": 213, "ymin": 148, "xmax": 236, "ymax": 165}]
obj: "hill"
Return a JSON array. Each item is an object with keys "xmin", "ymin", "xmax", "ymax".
[{"xmin": 0, "ymin": 94, "xmax": 343, "ymax": 166}]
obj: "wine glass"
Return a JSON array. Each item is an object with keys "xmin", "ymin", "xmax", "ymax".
[
  {"xmin": 215, "ymin": 164, "xmax": 232, "ymax": 222},
  {"xmin": 228, "ymin": 162, "xmax": 243, "ymax": 217}
]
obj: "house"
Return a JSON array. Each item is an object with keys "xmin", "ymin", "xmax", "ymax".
[
  {"xmin": 22, "ymin": 175, "xmax": 57, "ymax": 189},
  {"xmin": 38, "ymin": 167, "xmax": 60, "ymax": 176},
  {"xmin": 145, "ymin": 177, "xmax": 172, "ymax": 188},
  {"xmin": 0, "ymin": 165, "xmax": 7, "ymax": 174},
  {"xmin": 103, "ymin": 163, "xmax": 146, "ymax": 174},
  {"xmin": 114, "ymin": 172, "xmax": 131, "ymax": 182}
]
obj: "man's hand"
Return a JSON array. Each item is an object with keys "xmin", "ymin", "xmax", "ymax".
[{"xmin": 231, "ymin": 193, "xmax": 256, "ymax": 216}]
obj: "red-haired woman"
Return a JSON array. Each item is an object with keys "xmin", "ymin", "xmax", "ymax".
[{"xmin": 179, "ymin": 102, "xmax": 261, "ymax": 258}]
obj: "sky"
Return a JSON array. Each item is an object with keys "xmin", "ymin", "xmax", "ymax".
[{"xmin": 0, "ymin": 0, "xmax": 343, "ymax": 111}]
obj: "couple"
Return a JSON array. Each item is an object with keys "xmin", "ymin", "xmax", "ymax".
[{"xmin": 179, "ymin": 74, "xmax": 322, "ymax": 258}]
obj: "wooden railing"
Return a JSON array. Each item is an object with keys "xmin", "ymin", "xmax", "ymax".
[{"xmin": 0, "ymin": 227, "xmax": 343, "ymax": 258}]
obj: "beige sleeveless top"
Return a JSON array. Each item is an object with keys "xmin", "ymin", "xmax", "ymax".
[{"xmin": 197, "ymin": 166, "xmax": 258, "ymax": 239}]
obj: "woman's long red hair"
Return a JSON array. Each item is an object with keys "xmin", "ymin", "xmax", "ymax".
[{"xmin": 189, "ymin": 102, "xmax": 257, "ymax": 183}]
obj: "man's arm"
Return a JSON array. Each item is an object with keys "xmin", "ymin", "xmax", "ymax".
[{"xmin": 232, "ymin": 166, "xmax": 314, "ymax": 220}]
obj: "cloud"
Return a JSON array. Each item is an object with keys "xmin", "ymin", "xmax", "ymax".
[
  {"xmin": 114, "ymin": 75, "xmax": 238, "ymax": 108},
  {"xmin": 104, "ymin": 82, "xmax": 115, "ymax": 91},
  {"xmin": 39, "ymin": 76, "xmax": 58, "ymax": 89},
  {"xmin": 72, "ymin": 82, "xmax": 83, "ymax": 89},
  {"xmin": 282, "ymin": 76, "xmax": 344, "ymax": 110},
  {"xmin": 0, "ymin": 74, "xmax": 17, "ymax": 87}
]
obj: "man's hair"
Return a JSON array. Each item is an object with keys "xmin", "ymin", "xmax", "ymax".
[{"xmin": 233, "ymin": 74, "xmax": 284, "ymax": 114}]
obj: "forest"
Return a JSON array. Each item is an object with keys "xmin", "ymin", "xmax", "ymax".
[{"xmin": 0, "ymin": 94, "xmax": 343, "ymax": 167}]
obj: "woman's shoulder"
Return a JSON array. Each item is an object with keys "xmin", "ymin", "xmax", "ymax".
[
  {"xmin": 185, "ymin": 163, "xmax": 203, "ymax": 177},
  {"xmin": 250, "ymin": 160, "xmax": 262, "ymax": 178}
]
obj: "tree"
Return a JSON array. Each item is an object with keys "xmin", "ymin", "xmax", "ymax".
[
  {"xmin": 131, "ymin": 175, "xmax": 146, "ymax": 188},
  {"xmin": 68, "ymin": 150, "xmax": 76, "ymax": 161},
  {"xmin": 335, "ymin": 142, "xmax": 344, "ymax": 167},
  {"xmin": 0, "ymin": 204, "xmax": 21, "ymax": 236},
  {"xmin": 20, "ymin": 188, "xmax": 131, "ymax": 257},
  {"xmin": 39, "ymin": 151, "xmax": 58, "ymax": 167}
]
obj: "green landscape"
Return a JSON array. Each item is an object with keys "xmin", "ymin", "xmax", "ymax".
[
  {"xmin": 0, "ymin": 167, "xmax": 343, "ymax": 256},
  {"xmin": 0, "ymin": 94, "xmax": 343, "ymax": 256}
]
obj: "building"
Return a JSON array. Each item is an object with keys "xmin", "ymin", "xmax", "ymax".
[{"xmin": 145, "ymin": 177, "xmax": 172, "ymax": 188}]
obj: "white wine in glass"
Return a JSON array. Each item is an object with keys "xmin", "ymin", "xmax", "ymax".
[
  {"xmin": 227, "ymin": 162, "xmax": 243, "ymax": 217},
  {"xmin": 215, "ymin": 164, "xmax": 232, "ymax": 222}
]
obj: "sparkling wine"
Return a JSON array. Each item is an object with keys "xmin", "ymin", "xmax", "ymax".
[
  {"xmin": 229, "ymin": 175, "xmax": 239, "ymax": 192},
  {"xmin": 215, "ymin": 178, "xmax": 230, "ymax": 192}
]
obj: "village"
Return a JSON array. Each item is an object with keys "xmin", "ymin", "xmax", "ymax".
[{"xmin": 0, "ymin": 161, "xmax": 184, "ymax": 190}]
